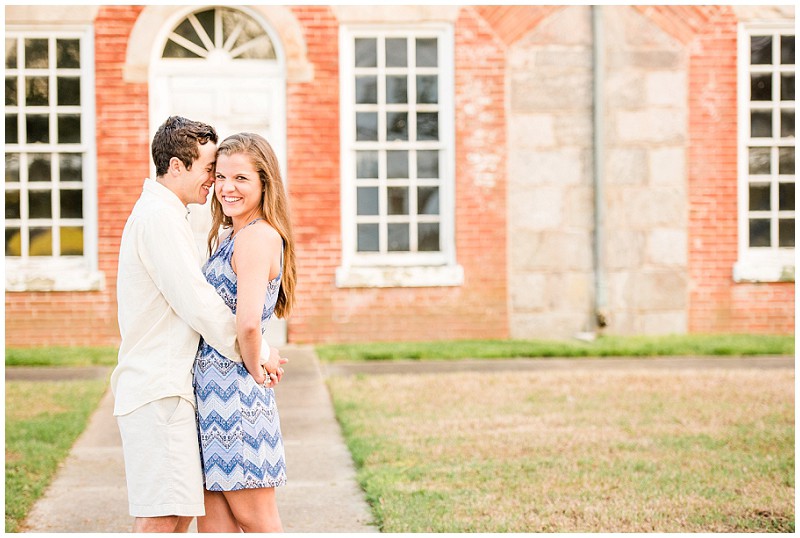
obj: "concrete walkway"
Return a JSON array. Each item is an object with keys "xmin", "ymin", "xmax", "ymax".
[
  {"xmin": 321, "ymin": 354, "xmax": 794, "ymax": 377},
  {"xmin": 16, "ymin": 346, "xmax": 378, "ymax": 533}
]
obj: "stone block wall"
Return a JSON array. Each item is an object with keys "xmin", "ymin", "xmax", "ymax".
[
  {"xmin": 602, "ymin": 6, "xmax": 689, "ymax": 334},
  {"xmin": 507, "ymin": 6, "xmax": 597, "ymax": 338}
]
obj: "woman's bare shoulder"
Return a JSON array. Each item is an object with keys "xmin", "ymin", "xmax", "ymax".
[{"xmin": 237, "ymin": 219, "xmax": 282, "ymax": 249}]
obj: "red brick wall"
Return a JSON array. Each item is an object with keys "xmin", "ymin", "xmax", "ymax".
[
  {"xmin": 286, "ymin": 6, "xmax": 509, "ymax": 343},
  {"xmin": 5, "ymin": 6, "xmax": 147, "ymax": 347},
  {"xmin": 637, "ymin": 5, "xmax": 794, "ymax": 334},
  {"xmin": 475, "ymin": 5, "xmax": 561, "ymax": 47}
]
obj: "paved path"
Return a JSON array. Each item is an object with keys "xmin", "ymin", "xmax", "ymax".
[
  {"xmin": 15, "ymin": 346, "xmax": 377, "ymax": 533},
  {"xmin": 321, "ymin": 354, "xmax": 794, "ymax": 377}
]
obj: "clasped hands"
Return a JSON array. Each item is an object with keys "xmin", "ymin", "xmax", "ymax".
[{"xmin": 254, "ymin": 346, "xmax": 288, "ymax": 388}]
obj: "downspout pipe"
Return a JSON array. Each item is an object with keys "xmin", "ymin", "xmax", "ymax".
[{"xmin": 591, "ymin": 5, "xmax": 608, "ymax": 331}]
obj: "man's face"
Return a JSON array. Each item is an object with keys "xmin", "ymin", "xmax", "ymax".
[{"xmin": 180, "ymin": 142, "xmax": 217, "ymax": 205}]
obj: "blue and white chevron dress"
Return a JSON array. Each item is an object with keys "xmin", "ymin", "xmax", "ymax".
[{"xmin": 193, "ymin": 221, "xmax": 287, "ymax": 491}]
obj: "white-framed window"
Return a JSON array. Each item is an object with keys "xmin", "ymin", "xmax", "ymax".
[
  {"xmin": 735, "ymin": 23, "xmax": 795, "ymax": 283},
  {"xmin": 337, "ymin": 25, "xmax": 462, "ymax": 288},
  {"xmin": 5, "ymin": 27, "xmax": 101, "ymax": 291}
]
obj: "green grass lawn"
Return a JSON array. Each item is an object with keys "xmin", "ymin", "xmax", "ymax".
[
  {"xmin": 316, "ymin": 334, "xmax": 794, "ymax": 362},
  {"xmin": 5, "ymin": 346, "xmax": 118, "ymax": 367},
  {"xmin": 5, "ymin": 379, "xmax": 109, "ymax": 532},
  {"xmin": 327, "ymin": 367, "xmax": 795, "ymax": 532}
]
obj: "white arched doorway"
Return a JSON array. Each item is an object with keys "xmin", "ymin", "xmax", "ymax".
[{"xmin": 150, "ymin": 5, "xmax": 288, "ymax": 344}]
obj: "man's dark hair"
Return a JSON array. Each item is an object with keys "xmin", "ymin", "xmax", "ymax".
[{"xmin": 151, "ymin": 116, "xmax": 218, "ymax": 177}]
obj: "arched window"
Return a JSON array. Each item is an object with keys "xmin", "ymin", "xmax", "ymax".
[{"xmin": 162, "ymin": 7, "xmax": 276, "ymax": 60}]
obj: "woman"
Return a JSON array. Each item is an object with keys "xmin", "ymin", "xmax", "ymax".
[{"xmin": 193, "ymin": 132, "xmax": 296, "ymax": 532}]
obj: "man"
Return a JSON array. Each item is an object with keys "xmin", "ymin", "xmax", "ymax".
[{"xmin": 111, "ymin": 116, "xmax": 284, "ymax": 532}]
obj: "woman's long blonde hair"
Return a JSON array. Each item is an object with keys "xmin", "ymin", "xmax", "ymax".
[{"xmin": 208, "ymin": 133, "xmax": 296, "ymax": 318}]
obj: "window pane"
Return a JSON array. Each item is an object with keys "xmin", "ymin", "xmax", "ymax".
[
  {"xmin": 196, "ymin": 9, "xmax": 216, "ymax": 44},
  {"xmin": 386, "ymin": 112, "xmax": 408, "ymax": 141},
  {"xmin": 779, "ymin": 183, "xmax": 794, "ymax": 211},
  {"xmin": 357, "ymin": 223, "xmax": 378, "ymax": 252},
  {"xmin": 417, "ymin": 75, "xmax": 438, "ymax": 104},
  {"xmin": 5, "ymin": 227, "xmax": 21, "ymax": 256},
  {"xmin": 29, "ymin": 190, "xmax": 52, "ymax": 218},
  {"xmin": 6, "ymin": 114, "xmax": 18, "ymax": 143},
  {"xmin": 60, "ymin": 226, "xmax": 83, "ymax": 255},
  {"xmin": 355, "ymin": 75, "xmax": 378, "ymax": 104},
  {"xmin": 356, "ymin": 151, "xmax": 378, "ymax": 179},
  {"xmin": 355, "ymin": 38, "xmax": 377, "ymax": 68},
  {"xmin": 387, "ymin": 187, "xmax": 408, "ymax": 215},
  {"xmin": 6, "ymin": 38, "xmax": 17, "ymax": 68},
  {"xmin": 59, "ymin": 153, "xmax": 82, "ymax": 182},
  {"xmin": 357, "ymin": 186, "xmax": 378, "ymax": 215},
  {"xmin": 356, "ymin": 112, "xmax": 378, "ymax": 141},
  {"xmin": 749, "ymin": 183, "xmax": 771, "ymax": 211},
  {"xmin": 56, "ymin": 39, "xmax": 80, "ymax": 68},
  {"xmin": 418, "ymin": 222, "xmax": 440, "ymax": 251},
  {"xmin": 58, "ymin": 114, "xmax": 81, "ymax": 143},
  {"xmin": 778, "ymin": 147, "xmax": 794, "ymax": 175},
  {"xmin": 778, "ymin": 219, "xmax": 794, "ymax": 247},
  {"xmin": 751, "ymin": 36, "xmax": 772, "ymax": 65},
  {"xmin": 781, "ymin": 109, "xmax": 795, "ymax": 138},
  {"xmin": 387, "ymin": 150, "xmax": 408, "ymax": 178},
  {"xmin": 748, "ymin": 147, "xmax": 771, "ymax": 175},
  {"xmin": 227, "ymin": 14, "xmax": 274, "ymax": 60},
  {"xmin": 5, "ymin": 76, "xmax": 17, "ymax": 105},
  {"xmin": 750, "ymin": 110, "xmax": 771, "ymax": 137},
  {"xmin": 417, "ymin": 112, "xmax": 438, "ymax": 141},
  {"xmin": 57, "ymin": 77, "xmax": 80, "ymax": 106},
  {"xmin": 386, "ymin": 38, "xmax": 407, "ymax": 68},
  {"xmin": 5, "ymin": 189, "xmax": 20, "ymax": 219},
  {"xmin": 25, "ymin": 38, "xmax": 48, "ymax": 68},
  {"xmin": 417, "ymin": 150, "xmax": 439, "ymax": 178},
  {"xmin": 29, "ymin": 153, "xmax": 52, "ymax": 182},
  {"xmin": 60, "ymin": 189, "xmax": 83, "ymax": 218},
  {"xmin": 173, "ymin": 18, "xmax": 204, "ymax": 50},
  {"xmin": 781, "ymin": 35, "xmax": 795, "ymax": 65},
  {"xmin": 163, "ymin": 39, "xmax": 202, "ymax": 59},
  {"xmin": 387, "ymin": 223, "xmax": 409, "ymax": 251},
  {"xmin": 749, "ymin": 218, "xmax": 771, "ymax": 247},
  {"xmin": 418, "ymin": 186, "xmax": 439, "ymax": 215},
  {"xmin": 386, "ymin": 75, "xmax": 407, "ymax": 104},
  {"xmin": 6, "ymin": 153, "xmax": 19, "ymax": 182},
  {"xmin": 751, "ymin": 73, "xmax": 772, "ymax": 101},
  {"xmin": 416, "ymin": 38, "xmax": 437, "ymax": 67},
  {"xmin": 26, "ymin": 76, "xmax": 49, "ymax": 106},
  {"xmin": 29, "ymin": 227, "xmax": 52, "ymax": 256},
  {"xmin": 780, "ymin": 74, "xmax": 794, "ymax": 101},
  {"xmin": 26, "ymin": 114, "xmax": 49, "ymax": 143}
]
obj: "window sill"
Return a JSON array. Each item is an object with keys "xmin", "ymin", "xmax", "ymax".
[
  {"xmin": 336, "ymin": 264, "xmax": 464, "ymax": 288},
  {"xmin": 5, "ymin": 259, "xmax": 105, "ymax": 292},
  {"xmin": 733, "ymin": 260, "xmax": 795, "ymax": 283}
]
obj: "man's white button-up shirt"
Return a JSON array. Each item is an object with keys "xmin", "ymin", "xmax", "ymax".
[{"xmin": 111, "ymin": 178, "xmax": 242, "ymax": 416}]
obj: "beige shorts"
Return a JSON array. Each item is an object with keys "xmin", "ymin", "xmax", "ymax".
[{"xmin": 116, "ymin": 396, "xmax": 205, "ymax": 517}]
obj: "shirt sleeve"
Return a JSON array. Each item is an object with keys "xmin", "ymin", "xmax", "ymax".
[{"xmin": 136, "ymin": 208, "xmax": 243, "ymax": 362}]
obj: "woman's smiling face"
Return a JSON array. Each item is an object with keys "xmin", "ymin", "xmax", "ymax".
[{"xmin": 214, "ymin": 152, "xmax": 263, "ymax": 223}]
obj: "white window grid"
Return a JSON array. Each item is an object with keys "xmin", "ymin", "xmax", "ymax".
[
  {"xmin": 735, "ymin": 23, "xmax": 795, "ymax": 282},
  {"xmin": 5, "ymin": 27, "xmax": 99, "ymax": 290},
  {"xmin": 340, "ymin": 25, "xmax": 455, "ymax": 269}
]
